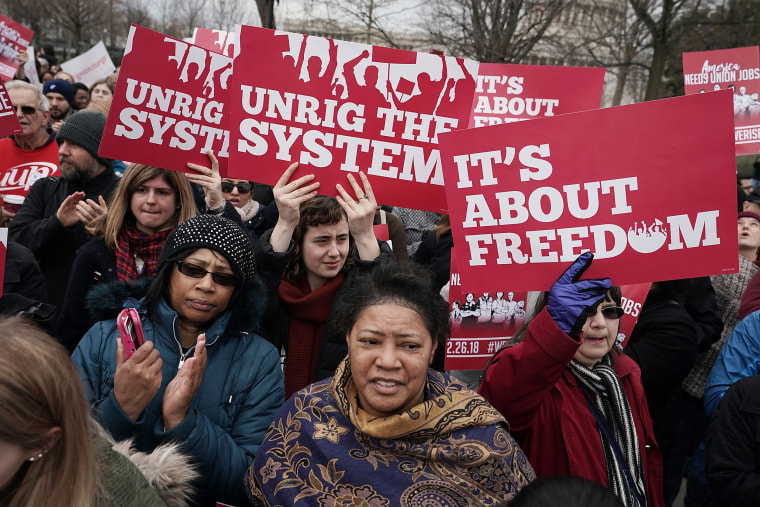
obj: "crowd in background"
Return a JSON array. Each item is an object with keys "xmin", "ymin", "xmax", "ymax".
[{"xmin": 2, "ymin": 44, "xmax": 760, "ymax": 507}]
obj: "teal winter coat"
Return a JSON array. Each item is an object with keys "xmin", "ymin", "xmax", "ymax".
[{"xmin": 73, "ymin": 279, "xmax": 284, "ymax": 507}]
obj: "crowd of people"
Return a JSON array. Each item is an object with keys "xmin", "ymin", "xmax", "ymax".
[{"xmin": 3, "ymin": 46, "xmax": 760, "ymax": 507}]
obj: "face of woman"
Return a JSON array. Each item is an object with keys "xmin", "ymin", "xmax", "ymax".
[
  {"xmin": 0, "ymin": 438, "xmax": 28, "ymax": 491},
  {"xmin": 301, "ymin": 218, "xmax": 350, "ymax": 291},
  {"xmin": 130, "ymin": 175, "xmax": 177, "ymax": 235},
  {"xmin": 221, "ymin": 178, "xmax": 251, "ymax": 208},
  {"xmin": 91, "ymin": 83, "xmax": 112, "ymax": 101},
  {"xmin": 573, "ymin": 299, "xmax": 621, "ymax": 368},
  {"xmin": 168, "ymin": 248, "xmax": 236, "ymax": 327},
  {"xmin": 347, "ymin": 303, "xmax": 437, "ymax": 418},
  {"xmin": 738, "ymin": 217, "xmax": 760, "ymax": 252},
  {"xmin": 73, "ymin": 89, "xmax": 89, "ymax": 110}
]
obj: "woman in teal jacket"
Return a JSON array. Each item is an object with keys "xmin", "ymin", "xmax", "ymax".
[{"xmin": 73, "ymin": 215, "xmax": 284, "ymax": 506}]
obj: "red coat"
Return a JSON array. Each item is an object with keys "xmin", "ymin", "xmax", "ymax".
[{"xmin": 479, "ymin": 308, "xmax": 664, "ymax": 507}]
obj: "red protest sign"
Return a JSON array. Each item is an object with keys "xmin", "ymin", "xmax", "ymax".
[
  {"xmin": 228, "ymin": 26, "xmax": 478, "ymax": 213},
  {"xmin": 445, "ymin": 251, "xmax": 528, "ymax": 370},
  {"xmin": 683, "ymin": 46, "xmax": 760, "ymax": 156},
  {"xmin": 0, "ymin": 80, "xmax": 21, "ymax": 136},
  {"xmin": 99, "ymin": 25, "xmax": 232, "ymax": 174},
  {"xmin": 0, "ymin": 15, "xmax": 33, "ymax": 82},
  {"xmin": 617, "ymin": 282, "xmax": 651, "ymax": 348},
  {"xmin": 469, "ymin": 63, "xmax": 605, "ymax": 128},
  {"xmin": 439, "ymin": 91, "xmax": 738, "ymax": 293},
  {"xmin": 192, "ymin": 27, "xmax": 236, "ymax": 57}
]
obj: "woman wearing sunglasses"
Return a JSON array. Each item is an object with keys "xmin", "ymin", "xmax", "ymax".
[
  {"xmin": 56, "ymin": 154, "xmax": 237, "ymax": 352},
  {"xmin": 73, "ymin": 214, "xmax": 284, "ymax": 506},
  {"xmin": 221, "ymin": 178, "xmax": 278, "ymax": 242},
  {"xmin": 479, "ymin": 252, "xmax": 664, "ymax": 507}
]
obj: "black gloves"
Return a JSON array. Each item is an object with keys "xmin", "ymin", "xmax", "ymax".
[{"xmin": 547, "ymin": 252, "xmax": 612, "ymax": 339}]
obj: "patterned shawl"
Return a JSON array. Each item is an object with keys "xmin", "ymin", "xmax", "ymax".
[{"xmin": 246, "ymin": 357, "xmax": 535, "ymax": 506}]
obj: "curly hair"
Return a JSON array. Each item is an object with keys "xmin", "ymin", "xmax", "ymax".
[{"xmin": 332, "ymin": 261, "xmax": 450, "ymax": 348}]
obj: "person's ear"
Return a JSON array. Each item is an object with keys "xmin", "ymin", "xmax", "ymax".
[{"xmin": 429, "ymin": 340, "xmax": 439, "ymax": 365}]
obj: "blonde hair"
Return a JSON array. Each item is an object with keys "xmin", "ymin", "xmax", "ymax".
[
  {"xmin": 0, "ymin": 317, "xmax": 103, "ymax": 506},
  {"xmin": 85, "ymin": 96, "xmax": 111, "ymax": 116},
  {"xmin": 88, "ymin": 164, "xmax": 196, "ymax": 250}
]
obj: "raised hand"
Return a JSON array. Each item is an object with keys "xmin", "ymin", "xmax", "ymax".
[
  {"xmin": 75, "ymin": 195, "xmax": 108, "ymax": 226},
  {"xmin": 335, "ymin": 171, "xmax": 380, "ymax": 261},
  {"xmin": 162, "ymin": 334, "xmax": 208, "ymax": 430},
  {"xmin": 547, "ymin": 252, "xmax": 612, "ymax": 339},
  {"xmin": 269, "ymin": 162, "xmax": 320, "ymax": 252},
  {"xmin": 113, "ymin": 338, "xmax": 163, "ymax": 421},
  {"xmin": 186, "ymin": 150, "xmax": 224, "ymax": 210},
  {"xmin": 56, "ymin": 191, "xmax": 85, "ymax": 227}
]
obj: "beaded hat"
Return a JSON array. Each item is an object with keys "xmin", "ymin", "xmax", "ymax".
[{"xmin": 159, "ymin": 215, "xmax": 254, "ymax": 283}]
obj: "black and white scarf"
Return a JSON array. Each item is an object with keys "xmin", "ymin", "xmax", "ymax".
[{"xmin": 567, "ymin": 355, "xmax": 646, "ymax": 507}]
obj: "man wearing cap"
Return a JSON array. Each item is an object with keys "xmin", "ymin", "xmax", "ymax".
[
  {"xmin": 43, "ymin": 78, "xmax": 74, "ymax": 132},
  {"xmin": 9, "ymin": 110, "xmax": 119, "ymax": 320},
  {"xmin": 0, "ymin": 81, "xmax": 60, "ymax": 207}
]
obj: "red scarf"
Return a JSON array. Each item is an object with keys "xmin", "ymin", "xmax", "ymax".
[
  {"xmin": 114, "ymin": 226, "xmax": 173, "ymax": 281},
  {"xmin": 278, "ymin": 273, "xmax": 345, "ymax": 398}
]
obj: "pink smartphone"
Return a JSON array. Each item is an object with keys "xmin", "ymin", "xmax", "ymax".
[{"xmin": 117, "ymin": 308, "xmax": 146, "ymax": 360}]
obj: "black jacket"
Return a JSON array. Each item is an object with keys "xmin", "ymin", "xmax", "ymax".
[
  {"xmin": 625, "ymin": 288, "xmax": 699, "ymax": 455},
  {"xmin": 8, "ymin": 172, "xmax": 120, "ymax": 313},
  {"xmin": 706, "ymin": 374, "xmax": 760, "ymax": 506}
]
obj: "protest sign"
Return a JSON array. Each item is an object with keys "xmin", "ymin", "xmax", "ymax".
[
  {"xmin": 99, "ymin": 25, "xmax": 232, "ymax": 173},
  {"xmin": 0, "ymin": 15, "xmax": 33, "ymax": 82},
  {"xmin": 60, "ymin": 41, "xmax": 116, "ymax": 87},
  {"xmin": 439, "ymin": 91, "xmax": 738, "ymax": 293},
  {"xmin": 24, "ymin": 46, "xmax": 38, "ymax": 87},
  {"xmin": 617, "ymin": 282, "xmax": 651, "ymax": 348},
  {"xmin": 192, "ymin": 27, "xmax": 236, "ymax": 57},
  {"xmin": 683, "ymin": 46, "xmax": 760, "ymax": 156},
  {"xmin": 0, "ymin": 79, "xmax": 22, "ymax": 136},
  {"xmin": 445, "ymin": 251, "xmax": 528, "ymax": 370},
  {"xmin": 469, "ymin": 63, "xmax": 605, "ymax": 128},
  {"xmin": 229, "ymin": 26, "xmax": 478, "ymax": 213}
]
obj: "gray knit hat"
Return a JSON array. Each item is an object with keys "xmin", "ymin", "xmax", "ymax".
[
  {"xmin": 159, "ymin": 215, "xmax": 255, "ymax": 283},
  {"xmin": 56, "ymin": 110, "xmax": 112, "ymax": 169}
]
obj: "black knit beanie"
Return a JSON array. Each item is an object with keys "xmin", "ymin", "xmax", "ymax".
[
  {"xmin": 159, "ymin": 215, "xmax": 255, "ymax": 283},
  {"xmin": 43, "ymin": 78, "xmax": 75, "ymax": 107},
  {"xmin": 56, "ymin": 110, "xmax": 112, "ymax": 170}
]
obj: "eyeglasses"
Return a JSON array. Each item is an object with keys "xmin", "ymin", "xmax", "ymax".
[
  {"xmin": 221, "ymin": 181, "xmax": 252, "ymax": 194},
  {"xmin": 596, "ymin": 306, "xmax": 624, "ymax": 320},
  {"xmin": 13, "ymin": 104, "xmax": 38, "ymax": 115},
  {"xmin": 176, "ymin": 261, "xmax": 238, "ymax": 287}
]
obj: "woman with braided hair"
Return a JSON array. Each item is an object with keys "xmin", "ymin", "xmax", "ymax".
[{"xmin": 479, "ymin": 252, "xmax": 664, "ymax": 507}]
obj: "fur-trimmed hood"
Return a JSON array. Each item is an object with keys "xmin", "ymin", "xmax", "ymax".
[{"xmin": 86, "ymin": 275, "xmax": 269, "ymax": 337}]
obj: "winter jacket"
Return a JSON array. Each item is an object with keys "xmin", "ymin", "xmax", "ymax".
[
  {"xmin": 412, "ymin": 228, "xmax": 453, "ymax": 293},
  {"xmin": 56, "ymin": 237, "xmax": 117, "ymax": 351},
  {"xmin": 705, "ymin": 374, "xmax": 760, "ymax": 506},
  {"xmin": 625, "ymin": 290, "xmax": 699, "ymax": 455},
  {"xmin": 8, "ymin": 172, "xmax": 120, "ymax": 312},
  {"xmin": 72, "ymin": 278, "xmax": 285, "ymax": 507},
  {"xmin": 479, "ymin": 308, "xmax": 665, "ymax": 507},
  {"xmin": 703, "ymin": 309, "xmax": 760, "ymax": 418},
  {"xmin": 254, "ymin": 228, "xmax": 394, "ymax": 383}
]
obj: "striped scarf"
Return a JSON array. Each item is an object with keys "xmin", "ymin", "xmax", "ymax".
[{"xmin": 567, "ymin": 356, "xmax": 646, "ymax": 507}]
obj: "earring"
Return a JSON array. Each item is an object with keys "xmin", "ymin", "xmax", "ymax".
[{"xmin": 28, "ymin": 448, "xmax": 47, "ymax": 462}]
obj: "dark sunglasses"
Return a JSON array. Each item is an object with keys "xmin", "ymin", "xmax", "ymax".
[
  {"xmin": 221, "ymin": 181, "xmax": 252, "ymax": 193},
  {"xmin": 176, "ymin": 261, "xmax": 238, "ymax": 287},
  {"xmin": 13, "ymin": 104, "xmax": 38, "ymax": 115},
  {"xmin": 597, "ymin": 306, "xmax": 624, "ymax": 320}
]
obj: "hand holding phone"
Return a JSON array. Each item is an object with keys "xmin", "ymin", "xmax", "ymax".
[{"xmin": 117, "ymin": 308, "xmax": 146, "ymax": 360}]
